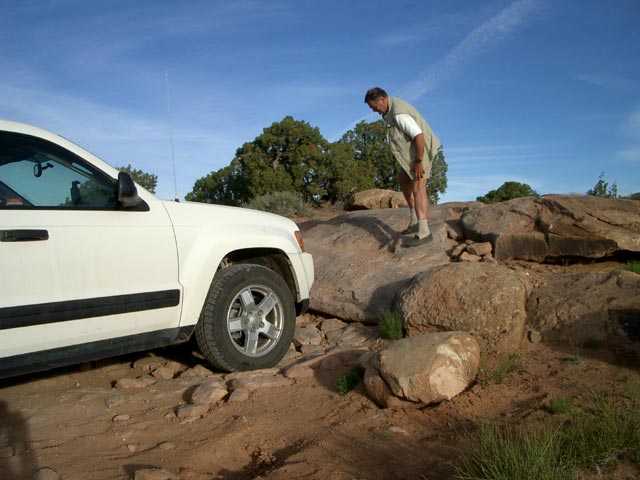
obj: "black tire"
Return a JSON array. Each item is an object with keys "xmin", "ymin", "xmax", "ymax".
[{"xmin": 195, "ymin": 264, "xmax": 295, "ymax": 372}]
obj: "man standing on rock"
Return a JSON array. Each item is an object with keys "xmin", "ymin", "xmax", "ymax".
[{"xmin": 365, "ymin": 87, "xmax": 442, "ymax": 246}]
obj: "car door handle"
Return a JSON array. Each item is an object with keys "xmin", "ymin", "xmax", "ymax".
[{"xmin": 0, "ymin": 229, "xmax": 49, "ymax": 242}]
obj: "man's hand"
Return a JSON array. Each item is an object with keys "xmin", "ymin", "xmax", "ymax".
[{"xmin": 414, "ymin": 161, "xmax": 425, "ymax": 180}]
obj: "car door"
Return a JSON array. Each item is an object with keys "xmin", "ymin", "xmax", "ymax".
[{"xmin": 0, "ymin": 130, "xmax": 182, "ymax": 368}]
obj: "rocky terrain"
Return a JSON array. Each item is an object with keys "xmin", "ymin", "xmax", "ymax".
[{"xmin": 1, "ymin": 193, "xmax": 639, "ymax": 480}]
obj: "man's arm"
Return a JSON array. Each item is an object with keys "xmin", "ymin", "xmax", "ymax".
[{"xmin": 395, "ymin": 114, "xmax": 426, "ymax": 180}]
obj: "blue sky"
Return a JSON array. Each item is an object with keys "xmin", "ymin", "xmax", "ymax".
[{"xmin": 1, "ymin": 0, "xmax": 639, "ymax": 202}]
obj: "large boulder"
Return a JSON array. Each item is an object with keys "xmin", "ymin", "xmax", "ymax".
[
  {"xmin": 460, "ymin": 195, "xmax": 640, "ymax": 261},
  {"xmin": 361, "ymin": 332, "xmax": 480, "ymax": 408},
  {"xmin": 394, "ymin": 262, "xmax": 529, "ymax": 353},
  {"xmin": 526, "ymin": 269, "xmax": 640, "ymax": 346},
  {"xmin": 348, "ymin": 189, "xmax": 408, "ymax": 210}
]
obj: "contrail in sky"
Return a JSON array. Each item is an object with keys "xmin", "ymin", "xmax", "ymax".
[{"xmin": 401, "ymin": 0, "xmax": 538, "ymax": 102}]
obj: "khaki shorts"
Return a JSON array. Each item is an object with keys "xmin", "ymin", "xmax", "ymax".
[{"xmin": 397, "ymin": 156, "xmax": 433, "ymax": 182}]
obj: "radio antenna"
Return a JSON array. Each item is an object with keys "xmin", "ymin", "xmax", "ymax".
[{"xmin": 165, "ymin": 69, "xmax": 179, "ymax": 202}]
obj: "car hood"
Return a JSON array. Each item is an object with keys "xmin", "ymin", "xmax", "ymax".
[{"xmin": 160, "ymin": 199, "xmax": 301, "ymax": 234}]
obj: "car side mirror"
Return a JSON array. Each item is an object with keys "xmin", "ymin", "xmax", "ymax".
[{"xmin": 117, "ymin": 171, "xmax": 143, "ymax": 208}]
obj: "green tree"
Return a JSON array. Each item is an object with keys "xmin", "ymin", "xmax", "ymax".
[
  {"xmin": 587, "ymin": 172, "xmax": 618, "ymax": 198},
  {"xmin": 116, "ymin": 164, "xmax": 158, "ymax": 193},
  {"xmin": 187, "ymin": 117, "xmax": 330, "ymax": 205},
  {"xmin": 239, "ymin": 116, "xmax": 330, "ymax": 204},
  {"xmin": 185, "ymin": 160, "xmax": 248, "ymax": 205},
  {"xmin": 427, "ymin": 147, "xmax": 447, "ymax": 205},
  {"xmin": 322, "ymin": 141, "xmax": 376, "ymax": 204},
  {"xmin": 477, "ymin": 181, "xmax": 539, "ymax": 204},
  {"xmin": 338, "ymin": 120, "xmax": 395, "ymax": 189}
]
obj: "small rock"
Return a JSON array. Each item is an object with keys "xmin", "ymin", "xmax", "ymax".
[
  {"xmin": 449, "ymin": 243, "xmax": 467, "ymax": 258},
  {"xmin": 459, "ymin": 251, "xmax": 482, "ymax": 262},
  {"xmin": 320, "ymin": 318, "xmax": 348, "ymax": 333},
  {"xmin": 293, "ymin": 325, "xmax": 323, "ymax": 347},
  {"xmin": 225, "ymin": 368, "xmax": 279, "ymax": 380},
  {"xmin": 180, "ymin": 364, "xmax": 214, "ymax": 378},
  {"xmin": 446, "ymin": 223, "xmax": 465, "ymax": 241},
  {"xmin": 467, "ymin": 242, "xmax": 493, "ymax": 256},
  {"xmin": 227, "ymin": 375, "xmax": 292, "ymax": 392},
  {"xmin": 134, "ymin": 467, "xmax": 175, "ymax": 480},
  {"xmin": 300, "ymin": 344, "xmax": 325, "ymax": 355},
  {"xmin": 388, "ymin": 426, "xmax": 409, "ymax": 435},
  {"xmin": 132, "ymin": 356, "xmax": 161, "ymax": 372},
  {"xmin": 112, "ymin": 414, "xmax": 130, "ymax": 422},
  {"xmin": 528, "ymin": 330, "xmax": 543, "ymax": 343},
  {"xmin": 104, "ymin": 394, "xmax": 125, "ymax": 409},
  {"xmin": 151, "ymin": 366, "xmax": 177, "ymax": 380},
  {"xmin": 116, "ymin": 375, "xmax": 157, "ymax": 389},
  {"xmin": 32, "ymin": 467, "xmax": 61, "ymax": 480},
  {"xmin": 282, "ymin": 363, "xmax": 315, "ymax": 379},
  {"xmin": 175, "ymin": 404, "xmax": 209, "ymax": 419},
  {"xmin": 228, "ymin": 388, "xmax": 251, "ymax": 402},
  {"xmin": 190, "ymin": 379, "xmax": 228, "ymax": 405}
]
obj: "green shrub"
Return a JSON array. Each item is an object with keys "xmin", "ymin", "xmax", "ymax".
[
  {"xmin": 336, "ymin": 366, "xmax": 365, "ymax": 395},
  {"xmin": 378, "ymin": 310, "xmax": 403, "ymax": 340},
  {"xmin": 245, "ymin": 191, "xmax": 310, "ymax": 218},
  {"xmin": 626, "ymin": 260, "xmax": 640, "ymax": 275}
]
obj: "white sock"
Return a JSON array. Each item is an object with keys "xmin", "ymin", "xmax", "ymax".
[
  {"xmin": 409, "ymin": 208, "xmax": 417, "ymax": 225},
  {"xmin": 418, "ymin": 219, "xmax": 431, "ymax": 238}
]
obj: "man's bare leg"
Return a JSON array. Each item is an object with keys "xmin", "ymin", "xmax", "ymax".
[
  {"xmin": 398, "ymin": 170, "xmax": 418, "ymax": 233},
  {"xmin": 411, "ymin": 175, "xmax": 431, "ymax": 240}
]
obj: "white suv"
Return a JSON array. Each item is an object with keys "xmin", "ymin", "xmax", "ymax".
[{"xmin": 0, "ymin": 120, "xmax": 314, "ymax": 378}]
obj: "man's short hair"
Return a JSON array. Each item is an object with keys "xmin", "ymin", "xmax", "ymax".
[{"xmin": 364, "ymin": 87, "xmax": 388, "ymax": 103}]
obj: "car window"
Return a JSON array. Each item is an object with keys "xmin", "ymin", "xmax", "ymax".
[{"xmin": 0, "ymin": 132, "xmax": 117, "ymax": 209}]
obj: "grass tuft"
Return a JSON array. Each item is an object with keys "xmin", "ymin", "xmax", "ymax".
[
  {"xmin": 336, "ymin": 366, "xmax": 365, "ymax": 395},
  {"xmin": 561, "ymin": 391, "xmax": 640, "ymax": 469},
  {"xmin": 455, "ymin": 422, "xmax": 571, "ymax": 480},
  {"xmin": 477, "ymin": 354, "xmax": 522, "ymax": 386},
  {"xmin": 625, "ymin": 260, "xmax": 640, "ymax": 275},
  {"xmin": 378, "ymin": 310, "xmax": 404, "ymax": 340},
  {"xmin": 548, "ymin": 395, "xmax": 574, "ymax": 415},
  {"xmin": 455, "ymin": 388, "xmax": 640, "ymax": 479}
]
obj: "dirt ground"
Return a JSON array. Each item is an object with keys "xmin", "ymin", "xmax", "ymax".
[
  {"xmin": 1, "ymin": 309, "xmax": 638, "ymax": 480},
  {"xmin": 1, "ymin": 205, "xmax": 638, "ymax": 479}
]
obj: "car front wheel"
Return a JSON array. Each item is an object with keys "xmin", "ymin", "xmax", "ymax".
[{"xmin": 195, "ymin": 264, "xmax": 295, "ymax": 372}]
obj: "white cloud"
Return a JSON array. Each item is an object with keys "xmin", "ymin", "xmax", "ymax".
[
  {"xmin": 615, "ymin": 148, "xmax": 640, "ymax": 163},
  {"xmin": 401, "ymin": 0, "xmax": 538, "ymax": 101},
  {"xmin": 613, "ymin": 104, "xmax": 640, "ymax": 164},
  {"xmin": 624, "ymin": 105, "xmax": 640, "ymax": 136},
  {"xmin": 574, "ymin": 73, "xmax": 638, "ymax": 92}
]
